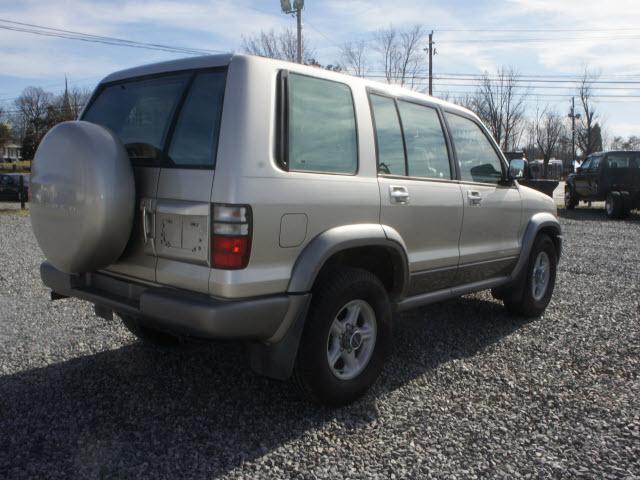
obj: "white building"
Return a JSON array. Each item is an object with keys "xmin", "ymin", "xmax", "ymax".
[{"xmin": 1, "ymin": 143, "xmax": 22, "ymax": 162}]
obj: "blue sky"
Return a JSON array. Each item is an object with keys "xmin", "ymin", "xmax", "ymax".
[{"xmin": 1, "ymin": 0, "xmax": 640, "ymax": 140}]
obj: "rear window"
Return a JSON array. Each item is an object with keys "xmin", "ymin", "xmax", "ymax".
[{"xmin": 83, "ymin": 69, "xmax": 226, "ymax": 168}]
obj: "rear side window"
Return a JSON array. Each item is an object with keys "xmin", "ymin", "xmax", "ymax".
[
  {"xmin": 168, "ymin": 71, "xmax": 226, "ymax": 167},
  {"xmin": 369, "ymin": 94, "xmax": 406, "ymax": 175},
  {"xmin": 84, "ymin": 74, "xmax": 189, "ymax": 164},
  {"xmin": 397, "ymin": 101, "xmax": 451, "ymax": 179},
  {"xmin": 446, "ymin": 113, "xmax": 504, "ymax": 184},
  {"xmin": 606, "ymin": 153, "xmax": 640, "ymax": 168},
  {"xmin": 287, "ymin": 73, "xmax": 357, "ymax": 174}
]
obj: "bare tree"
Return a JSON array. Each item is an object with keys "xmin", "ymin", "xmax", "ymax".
[
  {"xmin": 474, "ymin": 66, "xmax": 528, "ymax": 151},
  {"xmin": 532, "ymin": 105, "xmax": 565, "ymax": 176},
  {"xmin": 576, "ymin": 68, "xmax": 601, "ymax": 158},
  {"xmin": 373, "ymin": 25, "xmax": 425, "ymax": 88},
  {"xmin": 14, "ymin": 87, "xmax": 53, "ymax": 137},
  {"xmin": 339, "ymin": 40, "xmax": 369, "ymax": 78},
  {"xmin": 242, "ymin": 28, "xmax": 314, "ymax": 64}
]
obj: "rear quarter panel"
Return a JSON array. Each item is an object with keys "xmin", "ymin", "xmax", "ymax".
[{"xmin": 209, "ymin": 56, "xmax": 380, "ymax": 298}]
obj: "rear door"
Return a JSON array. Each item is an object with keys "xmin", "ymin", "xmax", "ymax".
[
  {"xmin": 83, "ymin": 73, "xmax": 191, "ymax": 283},
  {"xmin": 444, "ymin": 111, "xmax": 522, "ymax": 285},
  {"xmin": 154, "ymin": 70, "xmax": 226, "ymax": 294},
  {"xmin": 371, "ymin": 92, "xmax": 464, "ymax": 295},
  {"xmin": 83, "ymin": 69, "xmax": 226, "ymax": 292}
]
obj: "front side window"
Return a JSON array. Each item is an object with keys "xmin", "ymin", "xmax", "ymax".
[
  {"xmin": 446, "ymin": 113, "xmax": 504, "ymax": 184},
  {"xmin": 84, "ymin": 74, "xmax": 190, "ymax": 164},
  {"xmin": 168, "ymin": 71, "xmax": 226, "ymax": 167},
  {"xmin": 580, "ymin": 158, "xmax": 592, "ymax": 171},
  {"xmin": 287, "ymin": 73, "xmax": 357, "ymax": 174},
  {"xmin": 369, "ymin": 94, "xmax": 406, "ymax": 175},
  {"xmin": 590, "ymin": 156, "xmax": 602, "ymax": 171},
  {"xmin": 397, "ymin": 101, "xmax": 451, "ymax": 179}
]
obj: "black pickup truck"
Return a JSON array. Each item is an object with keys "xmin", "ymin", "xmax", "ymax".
[{"xmin": 565, "ymin": 151, "xmax": 640, "ymax": 219}]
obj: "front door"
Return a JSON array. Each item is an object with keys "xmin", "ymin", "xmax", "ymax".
[
  {"xmin": 574, "ymin": 157, "xmax": 592, "ymax": 198},
  {"xmin": 443, "ymin": 111, "xmax": 522, "ymax": 285},
  {"xmin": 370, "ymin": 93, "xmax": 464, "ymax": 295}
]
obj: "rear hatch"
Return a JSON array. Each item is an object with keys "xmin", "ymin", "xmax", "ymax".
[{"xmin": 82, "ymin": 64, "xmax": 228, "ymax": 294}]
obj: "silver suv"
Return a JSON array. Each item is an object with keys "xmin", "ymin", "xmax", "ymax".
[{"xmin": 30, "ymin": 54, "xmax": 561, "ymax": 406}]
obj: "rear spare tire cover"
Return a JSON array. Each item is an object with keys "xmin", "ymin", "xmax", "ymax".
[{"xmin": 30, "ymin": 121, "xmax": 135, "ymax": 273}]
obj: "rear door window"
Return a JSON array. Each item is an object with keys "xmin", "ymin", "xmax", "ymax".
[
  {"xmin": 397, "ymin": 100, "xmax": 451, "ymax": 179},
  {"xmin": 369, "ymin": 94, "xmax": 406, "ymax": 175},
  {"xmin": 84, "ymin": 74, "xmax": 190, "ymax": 164}
]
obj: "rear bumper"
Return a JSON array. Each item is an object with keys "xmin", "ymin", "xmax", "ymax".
[{"xmin": 40, "ymin": 262, "xmax": 309, "ymax": 342}]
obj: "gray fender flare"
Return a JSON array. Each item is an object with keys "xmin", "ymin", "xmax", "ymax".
[
  {"xmin": 249, "ymin": 224, "xmax": 410, "ymax": 381},
  {"xmin": 287, "ymin": 223, "xmax": 410, "ymax": 297},
  {"xmin": 510, "ymin": 212, "xmax": 562, "ymax": 283}
]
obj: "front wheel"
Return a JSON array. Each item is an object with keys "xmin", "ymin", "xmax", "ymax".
[
  {"xmin": 504, "ymin": 234, "xmax": 557, "ymax": 318},
  {"xmin": 293, "ymin": 268, "xmax": 392, "ymax": 406},
  {"xmin": 565, "ymin": 186, "xmax": 578, "ymax": 209}
]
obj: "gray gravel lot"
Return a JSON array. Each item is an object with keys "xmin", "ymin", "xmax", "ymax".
[{"xmin": 1, "ymin": 204, "xmax": 639, "ymax": 479}]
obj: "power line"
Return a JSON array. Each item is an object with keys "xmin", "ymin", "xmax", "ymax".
[{"xmin": 0, "ymin": 18, "xmax": 224, "ymax": 55}]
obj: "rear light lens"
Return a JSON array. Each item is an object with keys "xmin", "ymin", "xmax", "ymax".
[{"xmin": 211, "ymin": 204, "xmax": 252, "ymax": 269}]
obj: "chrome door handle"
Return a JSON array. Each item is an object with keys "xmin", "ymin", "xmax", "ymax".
[
  {"xmin": 389, "ymin": 185, "xmax": 410, "ymax": 204},
  {"xmin": 467, "ymin": 190, "xmax": 482, "ymax": 205},
  {"xmin": 140, "ymin": 199, "xmax": 156, "ymax": 252}
]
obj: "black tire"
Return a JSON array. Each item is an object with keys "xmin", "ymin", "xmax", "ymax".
[
  {"xmin": 504, "ymin": 234, "xmax": 557, "ymax": 318},
  {"xmin": 564, "ymin": 185, "xmax": 578, "ymax": 209},
  {"xmin": 620, "ymin": 191, "xmax": 632, "ymax": 218},
  {"xmin": 293, "ymin": 267, "xmax": 392, "ymax": 406},
  {"xmin": 606, "ymin": 192, "xmax": 623, "ymax": 219},
  {"xmin": 120, "ymin": 314, "xmax": 180, "ymax": 346}
]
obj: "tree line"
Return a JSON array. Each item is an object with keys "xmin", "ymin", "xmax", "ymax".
[{"xmin": 0, "ymin": 85, "xmax": 91, "ymax": 160}]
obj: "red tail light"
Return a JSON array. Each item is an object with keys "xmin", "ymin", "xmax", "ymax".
[
  {"xmin": 212, "ymin": 236, "xmax": 251, "ymax": 269},
  {"xmin": 211, "ymin": 205, "xmax": 252, "ymax": 269}
]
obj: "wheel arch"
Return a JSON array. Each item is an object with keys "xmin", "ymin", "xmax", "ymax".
[
  {"xmin": 287, "ymin": 224, "xmax": 410, "ymax": 301},
  {"xmin": 511, "ymin": 212, "xmax": 562, "ymax": 282}
]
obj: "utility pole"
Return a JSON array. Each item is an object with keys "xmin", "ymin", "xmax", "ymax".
[
  {"xmin": 281, "ymin": 0, "xmax": 304, "ymax": 64},
  {"xmin": 568, "ymin": 96, "xmax": 581, "ymax": 173},
  {"xmin": 428, "ymin": 31, "xmax": 434, "ymax": 96},
  {"xmin": 296, "ymin": 6, "xmax": 302, "ymax": 64}
]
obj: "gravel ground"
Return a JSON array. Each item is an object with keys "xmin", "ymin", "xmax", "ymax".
[{"xmin": 0, "ymin": 203, "xmax": 639, "ymax": 479}]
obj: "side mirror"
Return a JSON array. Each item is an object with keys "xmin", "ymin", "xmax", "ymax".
[{"xmin": 508, "ymin": 158, "xmax": 526, "ymax": 180}]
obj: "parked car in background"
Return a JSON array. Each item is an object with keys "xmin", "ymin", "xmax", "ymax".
[
  {"xmin": 30, "ymin": 54, "xmax": 562, "ymax": 406},
  {"xmin": 565, "ymin": 151, "xmax": 640, "ymax": 219},
  {"xmin": 0, "ymin": 174, "xmax": 29, "ymax": 202}
]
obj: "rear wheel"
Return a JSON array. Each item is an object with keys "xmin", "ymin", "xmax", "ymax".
[
  {"xmin": 293, "ymin": 268, "xmax": 391, "ymax": 406},
  {"xmin": 606, "ymin": 192, "xmax": 623, "ymax": 219},
  {"xmin": 504, "ymin": 234, "xmax": 557, "ymax": 318},
  {"xmin": 120, "ymin": 314, "xmax": 180, "ymax": 346},
  {"xmin": 620, "ymin": 191, "xmax": 632, "ymax": 218}
]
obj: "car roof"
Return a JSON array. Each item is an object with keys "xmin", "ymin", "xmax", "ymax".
[{"xmin": 98, "ymin": 53, "xmax": 475, "ymax": 120}]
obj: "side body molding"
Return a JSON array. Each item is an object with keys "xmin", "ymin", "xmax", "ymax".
[
  {"xmin": 510, "ymin": 212, "xmax": 562, "ymax": 282},
  {"xmin": 287, "ymin": 223, "xmax": 410, "ymax": 297}
]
